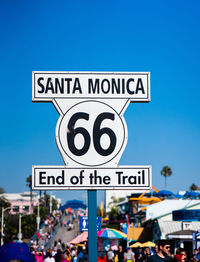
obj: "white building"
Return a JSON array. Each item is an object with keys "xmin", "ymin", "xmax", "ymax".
[
  {"xmin": 106, "ymin": 190, "xmax": 144, "ymax": 212},
  {"xmin": 144, "ymin": 199, "xmax": 200, "ymax": 255}
]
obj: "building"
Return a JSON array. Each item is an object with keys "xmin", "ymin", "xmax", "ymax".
[
  {"xmin": 0, "ymin": 192, "xmax": 39, "ymax": 214},
  {"xmin": 144, "ymin": 199, "xmax": 200, "ymax": 256},
  {"xmin": 106, "ymin": 190, "xmax": 145, "ymax": 212}
]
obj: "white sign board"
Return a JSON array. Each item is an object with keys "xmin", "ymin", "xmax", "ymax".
[
  {"xmin": 32, "ymin": 71, "xmax": 151, "ymax": 190},
  {"xmin": 32, "ymin": 72, "xmax": 150, "ymax": 102},
  {"xmin": 32, "ymin": 166, "xmax": 151, "ymax": 190}
]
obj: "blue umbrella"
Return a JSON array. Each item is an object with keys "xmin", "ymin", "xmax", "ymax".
[
  {"xmin": 156, "ymin": 190, "xmax": 174, "ymax": 197},
  {"xmin": 174, "ymin": 194, "xmax": 183, "ymax": 199},
  {"xmin": 184, "ymin": 191, "xmax": 199, "ymax": 198}
]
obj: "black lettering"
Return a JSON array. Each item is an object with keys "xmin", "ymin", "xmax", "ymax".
[
  {"xmin": 47, "ymin": 176, "xmax": 55, "ymax": 184},
  {"xmin": 88, "ymin": 79, "xmax": 100, "ymax": 94},
  {"xmin": 39, "ymin": 172, "xmax": 46, "ymax": 184},
  {"xmin": 45, "ymin": 78, "xmax": 54, "ymax": 94},
  {"xmin": 73, "ymin": 78, "xmax": 82, "ymax": 93},
  {"xmin": 138, "ymin": 174, "xmax": 141, "ymax": 184},
  {"xmin": 94, "ymin": 170, "xmax": 102, "ymax": 184},
  {"xmin": 55, "ymin": 78, "xmax": 64, "ymax": 94},
  {"xmin": 142, "ymin": 170, "xmax": 145, "ymax": 184},
  {"xmin": 89, "ymin": 173, "xmax": 94, "ymax": 184},
  {"xmin": 116, "ymin": 171, "xmax": 123, "ymax": 184},
  {"xmin": 37, "ymin": 77, "xmax": 45, "ymax": 93},
  {"xmin": 65, "ymin": 78, "xmax": 72, "ymax": 93},
  {"xmin": 56, "ymin": 171, "xmax": 65, "ymax": 184},
  {"xmin": 79, "ymin": 170, "xmax": 84, "ymax": 184},
  {"xmin": 111, "ymin": 79, "xmax": 120, "ymax": 94},
  {"xmin": 128, "ymin": 176, "xmax": 136, "ymax": 184},
  {"xmin": 122, "ymin": 79, "xmax": 125, "ymax": 94},
  {"xmin": 126, "ymin": 78, "xmax": 135, "ymax": 94},
  {"xmin": 103, "ymin": 176, "xmax": 111, "ymax": 185},
  {"xmin": 70, "ymin": 176, "xmax": 79, "ymax": 185},
  {"xmin": 123, "ymin": 175, "xmax": 128, "ymax": 184},
  {"xmin": 136, "ymin": 78, "xmax": 145, "ymax": 94},
  {"xmin": 101, "ymin": 79, "xmax": 110, "ymax": 94}
]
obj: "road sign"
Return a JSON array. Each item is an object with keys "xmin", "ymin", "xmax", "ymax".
[
  {"xmin": 79, "ymin": 216, "xmax": 101, "ymax": 232},
  {"xmin": 32, "ymin": 71, "xmax": 150, "ymax": 168},
  {"xmin": 32, "ymin": 71, "xmax": 151, "ymax": 184},
  {"xmin": 32, "ymin": 166, "xmax": 152, "ymax": 190},
  {"xmin": 32, "ymin": 71, "xmax": 151, "ymax": 262},
  {"xmin": 32, "ymin": 72, "xmax": 150, "ymax": 102}
]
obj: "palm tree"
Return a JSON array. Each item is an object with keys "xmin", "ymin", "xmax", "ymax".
[
  {"xmin": 161, "ymin": 166, "xmax": 172, "ymax": 188},
  {"xmin": 190, "ymin": 183, "xmax": 198, "ymax": 191},
  {"xmin": 0, "ymin": 187, "xmax": 5, "ymax": 194}
]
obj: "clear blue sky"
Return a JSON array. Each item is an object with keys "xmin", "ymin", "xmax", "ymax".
[{"xmin": 0, "ymin": 0, "xmax": 200, "ymax": 205}]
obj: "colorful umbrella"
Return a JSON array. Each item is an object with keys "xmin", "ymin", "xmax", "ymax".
[
  {"xmin": 97, "ymin": 228, "xmax": 127, "ymax": 239},
  {"xmin": 129, "ymin": 242, "xmax": 142, "ymax": 248}
]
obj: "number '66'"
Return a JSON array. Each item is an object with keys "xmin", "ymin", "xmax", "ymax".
[{"xmin": 67, "ymin": 112, "xmax": 116, "ymax": 157}]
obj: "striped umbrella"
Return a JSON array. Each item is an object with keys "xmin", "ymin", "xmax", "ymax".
[{"xmin": 97, "ymin": 228, "xmax": 127, "ymax": 239}]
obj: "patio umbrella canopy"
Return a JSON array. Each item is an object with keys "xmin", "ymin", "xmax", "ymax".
[
  {"xmin": 97, "ymin": 228, "xmax": 127, "ymax": 239},
  {"xmin": 129, "ymin": 242, "xmax": 142, "ymax": 248},
  {"xmin": 156, "ymin": 190, "xmax": 174, "ymax": 197},
  {"xmin": 184, "ymin": 191, "xmax": 199, "ymax": 198},
  {"xmin": 69, "ymin": 232, "xmax": 88, "ymax": 244},
  {"xmin": 141, "ymin": 241, "xmax": 156, "ymax": 248}
]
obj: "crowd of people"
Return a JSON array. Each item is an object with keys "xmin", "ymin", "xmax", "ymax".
[
  {"xmin": 30, "ymin": 210, "xmax": 64, "ymax": 253},
  {"xmin": 99, "ymin": 240, "xmax": 200, "ymax": 262},
  {"xmin": 2, "ymin": 240, "xmax": 200, "ymax": 262},
  {"xmin": 30, "ymin": 244, "xmax": 86, "ymax": 262},
  {"xmin": 0, "ymin": 241, "xmax": 86, "ymax": 262},
  {"xmin": 1, "ymin": 209, "xmax": 200, "ymax": 262}
]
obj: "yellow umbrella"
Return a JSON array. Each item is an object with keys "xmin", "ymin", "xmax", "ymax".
[
  {"xmin": 141, "ymin": 241, "xmax": 156, "ymax": 247},
  {"xmin": 129, "ymin": 242, "xmax": 142, "ymax": 248}
]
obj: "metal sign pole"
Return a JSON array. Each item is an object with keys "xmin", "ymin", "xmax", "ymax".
[{"xmin": 88, "ymin": 190, "xmax": 97, "ymax": 262}]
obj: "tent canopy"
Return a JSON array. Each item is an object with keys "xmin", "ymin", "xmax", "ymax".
[{"xmin": 69, "ymin": 232, "xmax": 88, "ymax": 244}]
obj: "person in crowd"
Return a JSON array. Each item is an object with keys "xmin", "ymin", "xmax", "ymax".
[
  {"xmin": 144, "ymin": 248, "xmax": 152, "ymax": 261},
  {"xmin": 154, "ymin": 245, "xmax": 159, "ymax": 254},
  {"xmin": 0, "ymin": 242, "xmax": 35, "ymax": 262},
  {"xmin": 147, "ymin": 240, "xmax": 172, "ymax": 262},
  {"xmin": 62, "ymin": 247, "xmax": 71, "ymax": 261},
  {"xmin": 54, "ymin": 249, "xmax": 62, "ymax": 262},
  {"xmin": 44, "ymin": 250, "xmax": 55, "ymax": 262},
  {"xmin": 35, "ymin": 250, "xmax": 44, "ymax": 262},
  {"xmin": 174, "ymin": 248, "xmax": 189, "ymax": 262},
  {"xmin": 124, "ymin": 247, "xmax": 135, "ymax": 262},
  {"xmin": 116, "ymin": 245, "xmax": 125, "ymax": 262},
  {"xmin": 107, "ymin": 247, "xmax": 115, "ymax": 262},
  {"xmin": 77, "ymin": 246, "xmax": 84, "ymax": 262},
  {"xmin": 180, "ymin": 249, "xmax": 188, "ymax": 262},
  {"xmin": 135, "ymin": 247, "xmax": 143, "ymax": 262},
  {"xmin": 191, "ymin": 249, "xmax": 200, "ymax": 262}
]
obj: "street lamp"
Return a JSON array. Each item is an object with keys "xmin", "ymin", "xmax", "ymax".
[
  {"xmin": 36, "ymin": 200, "xmax": 40, "ymax": 231},
  {"xmin": 1, "ymin": 207, "xmax": 11, "ymax": 246},
  {"xmin": 18, "ymin": 213, "xmax": 26, "ymax": 242},
  {"xmin": 50, "ymin": 192, "xmax": 52, "ymax": 214}
]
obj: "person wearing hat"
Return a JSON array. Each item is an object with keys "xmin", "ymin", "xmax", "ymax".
[{"xmin": 0, "ymin": 242, "xmax": 35, "ymax": 262}]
